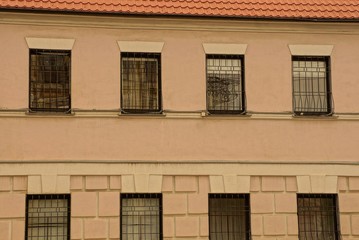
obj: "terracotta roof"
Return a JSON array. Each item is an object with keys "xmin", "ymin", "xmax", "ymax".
[{"xmin": 1, "ymin": 0, "xmax": 359, "ymax": 20}]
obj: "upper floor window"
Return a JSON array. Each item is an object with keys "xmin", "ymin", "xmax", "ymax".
[
  {"xmin": 29, "ymin": 49, "xmax": 71, "ymax": 113},
  {"xmin": 297, "ymin": 194, "xmax": 340, "ymax": 240},
  {"xmin": 121, "ymin": 193, "xmax": 162, "ymax": 240},
  {"xmin": 209, "ymin": 194, "xmax": 250, "ymax": 240},
  {"xmin": 292, "ymin": 56, "xmax": 332, "ymax": 115},
  {"xmin": 121, "ymin": 52, "xmax": 162, "ymax": 114},
  {"xmin": 26, "ymin": 194, "xmax": 70, "ymax": 240},
  {"xmin": 206, "ymin": 55, "xmax": 245, "ymax": 114}
]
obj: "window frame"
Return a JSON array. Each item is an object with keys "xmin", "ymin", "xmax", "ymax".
[
  {"xmin": 120, "ymin": 193, "xmax": 163, "ymax": 240},
  {"xmin": 292, "ymin": 56, "xmax": 333, "ymax": 116},
  {"xmin": 25, "ymin": 194, "xmax": 71, "ymax": 240},
  {"xmin": 120, "ymin": 52, "xmax": 162, "ymax": 114},
  {"xmin": 208, "ymin": 193, "xmax": 251, "ymax": 240},
  {"xmin": 29, "ymin": 49, "xmax": 72, "ymax": 114},
  {"xmin": 297, "ymin": 194, "xmax": 341, "ymax": 240},
  {"xmin": 206, "ymin": 54, "xmax": 246, "ymax": 115}
]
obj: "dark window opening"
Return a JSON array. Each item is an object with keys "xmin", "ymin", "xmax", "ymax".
[
  {"xmin": 121, "ymin": 193, "xmax": 162, "ymax": 240},
  {"xmin": 209, "ymin": 194, "xmax": 251, "ymax": 240},
  {"xmin": 121, "ymin": 52, "xmax": 162, "ymax": 113},
  {"xmin": 292, "ymin": 56, "xmax": 332, "ymax": 115},
  {"xmin": 25, "ymin": 194, "xmax": 70, "ymax": 240},
  {"xmin": 206, "ymin": 55, "xmax": 245, "ymax": 114},
  {"xmin": 29, "ymin": 49, "xmax": 71, "ymax": 113},
  {"xmin": 297, "ymin": 194, "xmax": 340, "ymax": 240}
]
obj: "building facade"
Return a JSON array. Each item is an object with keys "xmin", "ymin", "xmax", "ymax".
[{"xmin": 1, "ymin": 1, "xmax": 359, "ymax": 239}]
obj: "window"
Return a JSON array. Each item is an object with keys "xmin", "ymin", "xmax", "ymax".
[
  {"xmin": 292, "ymin": 56, "xmax": 332, "ymax": 115},
  {"xmin": 209, "ymin": 194, "xmax": 250, "ymax": 240},
  {"xmin": 297, "ymin": 194, "xmax": 340, "ymax": 240},
  {"xmin": 206, "ymin": 55, "xmax": 245, "ymax": 114},
  {"xmin": 121, "ymin": 193, "xmax": 162, "ymax": 240},
  {"xmin": 121, "ymin": 52, "xmax": 162, "ymax": 113},
  {"xmin": 29, "ymin": 49, "xmax": 71, "ymax": 113},
  {"xmin": 26, "ymin": 194, "xmax": 70, "ymax": 240}
]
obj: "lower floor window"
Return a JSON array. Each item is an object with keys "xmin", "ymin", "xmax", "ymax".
[
  {"xmin": 209, "ymin": 194, "xmax": 251, "ymax": 240},
  {"xmin": 121, "ymin": 193, "xmax": 162, "ymax": 240},
  {"xmin": 26, "ymin": 194, "xmax": 70, "ymax": 240},
  {"xmin": 297, "ymin": 194, "xmax": 340, "ymax": 240}
]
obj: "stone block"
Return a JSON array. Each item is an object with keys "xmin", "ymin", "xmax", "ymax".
[
  {"xmin": 109, "ymin": 176, "xmax": 121, "ymax": 190},
  {"xmin": 224, "ymin": 175, "xmax": 237, "ymax": 193},
  {"xmin": 251, "ymin": 215, "xmax": 262, "ymax": 236},
  {"xmin": 122, "ymin": 175, "xmax": 135, "ymax": 193},
  {"xmin": 286, "ymin": 177, "xmax": 298, "ymax": 192},
  {"xmin": 0, "ymin": 177, "xmax": 11, "ymax": 191},
  {"xmin": 311, "ymin": 175, "xmax": 326, "ymax": 193},
  {"xmin": 199, "ymin": 176, "xmax": 210, "ymax": 194},
  {"xmin": 352, "ymin": 215, "xmax": 359, "ymax": 235},
  {"xmin": 99, "ymin": 192, "xmax": 119, "ymax": 217},
  {"xmin": 71, "ymin": 192, "xmax": 97, "ymax": 217},
  {"xmin": 71, "ymin": 218, "xmax": 82, "ymax": 239},
  {"xmin": 349, "ymin": 177, "xmax": 359, "ymax": 191},
  {"xmin": 237, "ymin": 176, "xmax": 250, "ymax": 193},
  {"xmin": 188, "ymin": 194, "xmax": 208, "ymax": 214},
  {"xmin": 135, "ymin": 174, "xmax": 149, "ymax": 192},
  {"xmin": 251, "ymin": 193, "xmax": 274, "ymax": 213},
  {"xmin": 11, "ymin": 220, "xmax": 25, "ymax": 240},
  {"xmin": 27, "ymin": 176, "xmax": 42, "ymax": 194},
  {"xmin": 41, "ymin": 175, "xmax": 57, "ymax": 193},
  {"xmin": 262, "ymin": 177, "xmax": 285, "ymax": 192},
  {"xmin": 175, "ymin": 217, "xmax": 199, "ymax": 237},
  {"xmin": 209, "ymin": 176, "xmax": 224, "ymax": 193},
  {"xmin": 163, "ymin": 217, "xmax": 174, "ymax": 237},
  {"xmin": 13, "ymin": 176, "xmax": 27, "ymax": 191},
  {"xmin": 0, "ymin": 194, "xmax": 25, "ymax": 218},
  {"xmin": 275, "ymin": 194, "xmax": 297, "ymax": 213},
  {"xmin": 340, "ymin": 215, "xmax": 351, "ymax": 235},
  {"xmin": 109, "ymin": 218, "xmax": 120, "ymax": 239},
  {"xmin": 84, "ymin": 219, "xmax": 108, "ymax": 239},
  {"xmin": 250, "ymin": 176, "xmax": 261, "ymax": 192},
  {"xmin": 338, "ymin": 177, "xmax": 348, "ymax": 192},
  {"xmin": 175, "ymin": 176, "xmax": 197, "ymax": 192},
  {"xmin": 163, "ymin": 194, "xmax": 187, "ymax": 215},
  {"xmin": 162, "ymin": 176, "xmax": 174, "ymax": 192},
  {"xmin": 0, "ymin": 221, "xmax": 10, "ymax": 240},
  {"xmin": 297, "ymin": 176, "xmax": 311, "ymax": 193},
  {"xmin": 263, "ymin": 215, "xmax": 286, "ymax": 236},
  {"xmin": 287, "ymin": 214, "xmax": 298, "ymax": 235},
  {"xmin": 339, "ymin": 194, "xmax": 359, "ymax": 213},
  {"xmin": 148, "ymin": 175, "xmax": 162, "ymax": 193},
  {"xmin": 200, "ymin": 216, "xmax": 209, "ymax": 237},
  {"xmin": 325, "ymin": 176, "xmax": 338, "ymax": 193},
  {"xmin": 56, "ymin": 175, "xmax": 70, "ymax": 193},
  {"xmin": 85, "ymin": 176, "xmax": 108, "ymax": 190},
  {"xmin": 70, "ymin": 176, "xmax": 83, "ymax": 190}
]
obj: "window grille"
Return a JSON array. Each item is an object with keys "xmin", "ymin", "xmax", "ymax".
[
  {"xmin": 206, "ymin": 55, "xmax": 245, "ymax": 114},
  {"xmin": 29, "ymin": 49, "xmax": 71, "ymax": 113},
  {"xmin": 121, "ymin": 193, "xmax": 162, "ymax": 240},
  {"xmin": 209, "ymin": 194, "xmax": 251, "ymax": 240},
  {"xmin": 121, "ymin": 52, "xmax": 162, "ymax": 113},
  {"xmin": 292, "ymin": 56, "xmax": 332, "ymax": 115},
  {"xmin": 26, "ymin": 194, "xmax": 70, "ymax": 240},
  {"xmin": 297, "ymin": 194, "xmax": 340, "ymax": 240}
]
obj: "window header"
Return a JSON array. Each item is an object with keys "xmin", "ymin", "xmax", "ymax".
[
  {"xmin": 203, "ymin": 43, "xmax": 248, "ymax": 55},
  {"xmin": 288, "ymin": 44, "xmax": 334, "ymax": 56},
  {"xmin": 117, "ymin": 41, "xmax": 164, "ymax": 53},
  {"xmin": 25, "ymin": 37, "xmax": 75, "ymax": 50}
]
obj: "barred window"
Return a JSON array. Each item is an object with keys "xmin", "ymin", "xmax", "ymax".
[
  {"xmin": 30, "ymin": 49, "xmax": 71, "ymax": 113},
  {"xmin": 121, "ymin": 193, "xmax": 162, "ymax": 240},
  {"xmin": 209, "ymin": 194, "xmax": 250, "ymax": 240},
  {"xmin": 206, "ymin": 55, "xmax": 245, "ymax": 114},
  {"xmin": 292, "ymin": 56, "xmax": 332, "ymax": 115},
  {"xmin": 297, "ymin": 194, "xmax": 340, "ymax": 240},
  {"xmin": 26, "ymin": 194, "xmax": 70, "ymax": 240},
  {"xmin": 121, "ymin": 52, "xmax": 161, "ymax": 113}
]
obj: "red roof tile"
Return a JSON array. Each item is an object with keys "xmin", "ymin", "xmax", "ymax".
[{"xmin": 1, "ymin": 0, "xmax": 359, "ymax": 20}]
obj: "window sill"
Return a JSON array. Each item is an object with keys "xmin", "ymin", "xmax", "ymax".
[{"xmin": 26, "ymin": 110, "xmax": 74, "ymax": 116}]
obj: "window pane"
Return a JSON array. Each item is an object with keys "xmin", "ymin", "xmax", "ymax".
[{"xmin": 207, "ymin": 55, "xmax": 245, "ymax": 114}]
